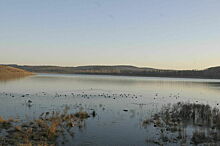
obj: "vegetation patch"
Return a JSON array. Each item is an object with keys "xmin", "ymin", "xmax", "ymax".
[
  {"xmin": 143, "ymin": 102, "xmax": 220, "ymax": 145},
  {"xmin": 0, "ymin": 108, "xmax": 90, "ymax": 145}
]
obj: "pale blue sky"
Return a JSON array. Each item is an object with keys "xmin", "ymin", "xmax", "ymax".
[{"xmin": 0, "ymin": 0, "xmax": 220, "ymax": 69}]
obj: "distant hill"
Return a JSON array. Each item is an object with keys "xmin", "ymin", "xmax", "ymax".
[
  {"xmin": 0, "ymin": 65, "xmax": 33, "ymax": 80},
  {"xmin": 8, "ymin": 65, "xmax": 156, "ymax": 74},
  {"xmin": 203, "ymin": 66, "xmax": 220, "ymax": 78},
  {"xmin": 4, "ymin": 64, "xmax": 220, "ymax": 79}
]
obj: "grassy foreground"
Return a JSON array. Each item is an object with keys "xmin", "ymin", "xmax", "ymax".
[{"xmin": 0, "ymin": 107, "xmax": 90, "ymax": 145}]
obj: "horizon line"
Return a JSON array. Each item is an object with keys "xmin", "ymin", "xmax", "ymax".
[{"xmin": 1, "ymin": 63, "xmax": 219, "ymax": 71}]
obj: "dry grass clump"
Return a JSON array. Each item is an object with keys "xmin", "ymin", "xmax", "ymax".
[
  {"xmin": 0, "ymin": 109, "xmax": 90, "ymax": 145},
  {"xmin": 74, "ymin": 112, "xmax": 90, "ymax": 119},
  {"xmin": 0, "ymin": 116, "xmax": 16, "ymax": 129},
  {"xmin": 0, "ymin": 116, "xmax": 5, "ymax": 123}
]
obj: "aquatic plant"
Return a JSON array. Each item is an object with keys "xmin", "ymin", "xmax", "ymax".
[
  {"xmin": 143, "ymin": 102, "xmax": 220, "ymax": 145},
  {"xmin": 0, "ymin": 109, "xmax": 90, "ymax": 145}
]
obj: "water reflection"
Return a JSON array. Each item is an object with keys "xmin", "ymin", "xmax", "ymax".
[
  {"xmin": 0, "ymin": 74, "xmax": 220, "ymax": 145},
  {"xmin": 0, "ymin": 75, "xmax": 31, "ymax": 82}
]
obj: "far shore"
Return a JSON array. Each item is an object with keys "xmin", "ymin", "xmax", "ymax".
[
  {"xmin": 0, "ymin": 65, "xmax": 34, "ymax": 81},
  {"xmin": 6, "ymin": 64, "xmax": 220, "ymax": 80}
]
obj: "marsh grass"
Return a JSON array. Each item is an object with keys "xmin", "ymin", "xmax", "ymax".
[
  {"xmin": 143, "ymin": 102, "xmax": 220, "ymax": 145},
  {"xmin": 0, "ymin": 108, "xmax": 90, "ymax": 145},
  {"xmin": 0, "ymin": 116, "xmax": 17, "ymax": 129}
]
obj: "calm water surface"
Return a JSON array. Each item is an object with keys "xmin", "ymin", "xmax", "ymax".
[{"xmin": 1, "ymin": 74, "xmax": 220, "ymax": 145}]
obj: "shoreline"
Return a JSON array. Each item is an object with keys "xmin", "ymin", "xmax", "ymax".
[{"xmin": 32, "ymin": 72, "xmax": 220, "ymax": 80}]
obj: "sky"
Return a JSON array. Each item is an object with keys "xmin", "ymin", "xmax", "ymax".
[{"xmin": 0, "ymin": 0, "xmax": 220, "ymax": 70}]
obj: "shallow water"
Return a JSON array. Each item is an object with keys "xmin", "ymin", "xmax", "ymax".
[{"xmin": 1, "ymin": 74, "xmax": 220, "ymax": 145}]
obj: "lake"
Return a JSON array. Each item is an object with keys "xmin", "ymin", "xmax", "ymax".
[{"xmin": 1, "ymin": 74, "xmax": 220, "ymax": 145}]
